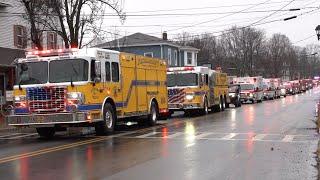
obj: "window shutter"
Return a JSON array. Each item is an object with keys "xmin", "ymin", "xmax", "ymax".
[
  {"xmin": 54, "ymin": 33, "xmax": 57, "ymax": 49},
  {"xmin": 22, "ymin": 26, "xmax": 27, "ymax": 49},
  {"xmin": 47, "ymin": 32, "xmax": 50, "ymax": 49},
  {"xmin": 13, "ymin": 25, "xmax": 18, "ymax": 47}
]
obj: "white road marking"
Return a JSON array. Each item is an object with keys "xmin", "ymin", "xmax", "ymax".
[
  {"xmin": 136, "ymin": 131, "xmax": 158, "ymax": 138},
  {"xmin": 253, "ymin": 134, "xmax": 267, "ymax": 141},
  {"xmin": 282, "ymin": 135, "xmax": 295, "ymax": 142},
  {"xmin": 222, "ymin": 133, "xmax": 237, "ymax": 140},
  {"xmin": 196, "ymin": 132, "xmax": 214, "ymax": 139},
  {"xmin": 164, "ymin": 132, "xmax": 184, "ymax": 138},
  {"xmin": 0, "ymin": 133, "xmax": 24, "ymax": 138},
  {"xmin": 2, "ymin": 133, "xmax": 38, "ymax": 140}
]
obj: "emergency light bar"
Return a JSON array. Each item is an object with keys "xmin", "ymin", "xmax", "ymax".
[
  {"xmin": 167, "ymin": 67, "xmax": 195, "ymax": 72},
  {"xmin": 25, "ymin": 48, "xmax": 78, "ymax": 58}
]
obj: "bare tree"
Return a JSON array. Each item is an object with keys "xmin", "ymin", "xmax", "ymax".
[
  {"xmin": 23, "ymin": 0, "xmax": 125, "ymax": 49},
  {"xmin": 21, "ymin": 0, "xmax": 49, "ymax": 50},
  {"xmin": 221, "ymin": 26, "xmax": 265, "ymax": 76}
]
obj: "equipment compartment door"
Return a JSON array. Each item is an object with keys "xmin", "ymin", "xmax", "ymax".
[
  {"xmin": 121, "ymin": 66, "xmax": 137, "ymax": 113},
  {"xmin": 136, "ymin": 68, "xmax": 147, "ymax": 112}
]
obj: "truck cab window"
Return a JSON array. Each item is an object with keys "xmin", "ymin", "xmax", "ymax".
[
  {"xmin": 205, "ymin": 74, "xmax": 209, "ymax": 85},
  {"xmin": 105, "ymin": 62, "xmax": 111, "ymax": 81},
  {"xmin": 111, "ymin": 62, "xmax": 119, "ymax": 82},
  {"xmin": 90, "ymin": 60, "xmax": 96, "ymax": 81}
]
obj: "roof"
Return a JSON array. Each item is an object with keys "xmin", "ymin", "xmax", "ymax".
[
  {"xmin": 95, "ymin": 32, "xmax": 193, "ymax": 50},
  {"xmin": 0, "ymin": 47, "xmax": 25, "ymax": 65},
  {"xmin": 0, "ymin": 1, "xmax": 11, "ymax": 7},
  {"xmin": 180, "ymin": 45, "xmax": 199, "ymax": 51}
]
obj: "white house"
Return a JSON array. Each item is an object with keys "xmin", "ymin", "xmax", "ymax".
[{"xmin": 0, "ymin": 0, "xmax": 63, "ymax": 51}]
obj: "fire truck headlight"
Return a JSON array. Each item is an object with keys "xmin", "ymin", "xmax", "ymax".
[
  {"xmin": 67, "ymin": 92, "xmax": 85, "ymax": 105},
  {"xmin": 249, "ymin": 93, "xmax": 254, "ymax": 97},
  {"xmin": 229, "ymin": 93, "xmax": 235, "ymax": 97},
  {"xmin": 185, "ymin": 94, "xmax": 194, "ymax": 100},
  {"xmin": 14, "ymin": 95, "xmax": 26, "ymax": 102}
]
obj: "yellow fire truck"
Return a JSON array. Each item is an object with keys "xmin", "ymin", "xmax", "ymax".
[
  {"xmin": 167, "ymin": 66, "xmax": 229, "ymax": 116},
  {"xmin": 7, "ymin": 48, "xmax": 168, "ymax": 138}
]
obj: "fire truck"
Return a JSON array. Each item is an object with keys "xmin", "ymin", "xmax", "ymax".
[
  {"xmin": 167, "ymin": 66, "xmax": 229, "ymax": 115},
  {"xmin": 7, "ymin": 48, "xmax": 168, "ymax": 138},
  {"xmin": 234, "ymin": 76, "xmax": 264, "ymax": 104}
]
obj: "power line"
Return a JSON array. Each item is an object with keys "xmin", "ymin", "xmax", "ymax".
[
  {"xmin": 155, "ymin": 0, "xmax": 274, "ymax": 33},
  {"xmin": 249, "ymin": 0, "xmax": 296, "ymax": 26},
  {"xmin": 124, "ymin": 0, "xmax": 309, "ymax": 13},
  {"xmin": 2, "ymin": 7, "xmax": 318, "ymax": 17},
  {"xmin": 293, "ymin": 34, "xmax": 316, "ymax": 44}
]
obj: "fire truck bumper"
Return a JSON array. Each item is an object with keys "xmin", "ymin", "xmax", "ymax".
[
  {"xmin": 7, "ymin": 112, "xmax": 95, "ymax": 127},
  {"xmin": 168, "ymin": 103, "xmax": 202, "ymax": 111}
]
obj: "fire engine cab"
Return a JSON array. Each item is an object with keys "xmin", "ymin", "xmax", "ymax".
[
  {"xmin": 8, "ymin": 48, "xmax": 168, "ymax": 138},
  {"xmin": 167, "ymin": 66, "xmax": 229, "ymax": 116}
]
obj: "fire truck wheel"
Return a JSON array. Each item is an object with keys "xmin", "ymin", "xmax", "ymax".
[
  {"xmin": 201, "ymin": 98, "xmax": 208, "ymax": 115},
  {"xmin": 148, "ymin": 101, "xmax": 159, "ymax": 126},
  {"xmin": 221, "ymin": 97, "xmax": 225, "ymax": 111},
  {"xmin": 95, "ymin": 103, "xmax": 116, "ymax": 135},
  {"xmin": 36, "ymin": 127, "xmax": 55, "ymax": 139}
]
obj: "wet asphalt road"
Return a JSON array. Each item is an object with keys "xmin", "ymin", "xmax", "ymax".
[{"xmin": 0, "ymin": 89, "xmax": 319, "ymax": 180}]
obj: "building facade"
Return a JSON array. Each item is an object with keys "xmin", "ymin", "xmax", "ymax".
[
  {"xmin": 0, "ymin": 0, "xmax": 63, "ymax": 50},
  {"xmin": 96, "ymin": 32, "xmax": 199, "ymax": 67},
  {"xmin": 0, "ymin": 0, "xmax": 63, "ymax": 105}
]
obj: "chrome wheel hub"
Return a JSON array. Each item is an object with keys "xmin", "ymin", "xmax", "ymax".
[{"xmin": 105, "ymin": 111, "xmax": 113, "ymax": 129}]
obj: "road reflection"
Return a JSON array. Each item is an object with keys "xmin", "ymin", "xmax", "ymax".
[{"xmin": 185, "ymin": 122, "xmax": 196, "ymax": 147}]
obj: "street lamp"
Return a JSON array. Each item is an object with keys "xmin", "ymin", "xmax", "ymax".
[{"xmin": 316, "ymin": 25, "xmax": 320, "ymax": 40}]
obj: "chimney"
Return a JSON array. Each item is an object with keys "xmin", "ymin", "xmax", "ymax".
[{"xmin": 162, "ymin": 31, "xmax": 167, "ymax": 40}]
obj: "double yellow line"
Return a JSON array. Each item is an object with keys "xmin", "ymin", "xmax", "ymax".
[
  {"xmin": 0, "ymin": 136, "xmax": 107, "ymax": 164},
  {"xmin": 0, "ymin": 115, "xmax": 201, "ymax": 164}
]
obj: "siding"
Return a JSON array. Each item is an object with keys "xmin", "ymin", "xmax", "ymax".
[
  {"xmin": 110, "ymin": 45, "xmax": 162, "ymax": 59},
  {"xmin": 0, "ymin": 1, "xmax": 63, "ymax": 50}
]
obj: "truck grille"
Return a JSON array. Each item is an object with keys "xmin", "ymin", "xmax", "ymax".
[
  {"xmin": 168, "ymin": 88, "xmax": 185, "ymax": 103},
  {"xmin": 26, "ymin": 86, "xmax": 67, "ymax": 113}
]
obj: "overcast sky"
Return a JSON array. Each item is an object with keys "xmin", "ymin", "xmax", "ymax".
[{"xmin": 99, "ymin": 0, "xmax": 320, "ymax": 47}]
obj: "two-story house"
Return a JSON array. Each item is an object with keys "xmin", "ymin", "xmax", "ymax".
[{"xmin": 95, "ymin": 32, "xmax": 199, "ymax": 67}]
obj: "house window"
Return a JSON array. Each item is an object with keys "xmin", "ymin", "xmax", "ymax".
[
  {"xmin": 47, "ymin": 32, "xmax": 57, "ymax": 50},
  {"xmin": 168, "ymin": 48, "xmax": 172, "ymax": 65},
  {"xmin": 13, "ymin": 25, "xmax": 27, "ymax": 49},
  {"xmin": 173, "ymin": 50, "xmax": 178, "ymax": 66},
  {"xmin": 187, "ymin": 52, "xmax": 192, "ymax": 65},
  {"xmin": 144, "ymin": 52, "xmax": 153, "ymax": 57}
]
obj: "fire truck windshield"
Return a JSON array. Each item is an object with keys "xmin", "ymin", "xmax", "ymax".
[
  {"xmin": 16, "ymin": 62, "xmax": 48, "ymax": 85},
  {"xmin": 167, "ymin": 73, "xmax": 198, "ymax": 87},
  {"xmin": 49, "ymin": 59, "xmax": 88, "ymax": 83},
  {"xmin": 240, "ymin": 84, "xmax": 255, "ymax": 90}
]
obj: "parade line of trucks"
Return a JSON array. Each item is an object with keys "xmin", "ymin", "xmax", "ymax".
[{"xmin": 6, "ymin": 48, "xmax": 318, "ymax": 138}]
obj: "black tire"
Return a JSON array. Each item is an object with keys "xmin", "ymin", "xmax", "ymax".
[
  {"xmin": 224, "ymin": 95, "xmax": 229, "ymax": 108},
  {"xmin": 221, "ymin": 97, "xmax": 225, "ymax": 111},
  {"xmin": 148, "ymin": 101, "xmax": 159, "ymax": 126},
  {"xmin": 201, "ymin": 98, "xmax": 209, "ymax": 115},
  {"xmin": 95, "ymin": 103, "xmax": 116, "ymax": 135},
  {"xmin": 36, "ymin": 127, "xmax": 55, "ymax": 139}
]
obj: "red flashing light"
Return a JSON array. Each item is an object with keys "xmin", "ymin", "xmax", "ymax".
[
  {"xmin": 26, "ymin": 48, "xmax": 79, "ymax": 57},
  {"xmin": 184, "ymin": 67, "xmax": 194, "ymax": 71}
]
